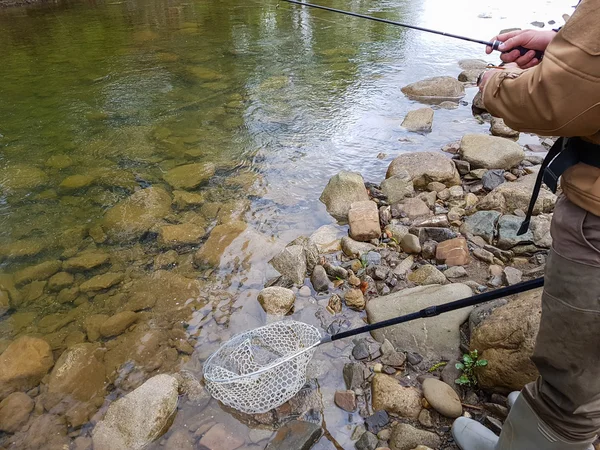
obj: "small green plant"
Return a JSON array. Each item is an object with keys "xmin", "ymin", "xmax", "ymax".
[{"xmin": 455, "ymin": 350, "xmax": 488, "ymax": 386}]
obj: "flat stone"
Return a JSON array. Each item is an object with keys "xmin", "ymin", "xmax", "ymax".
[
  {"xmin": 47, "ymin": 272, "xmax": 74, "ymax": 292},
  {"xmin": 0, "ymin": 164, "xmax": 49, "ymax": 191},
  {"xmin": 401, "ymin": 108, "xmax": 434, "ymax": 133},
  {"xmin": 258, "ymin": 286, "xmax": 296, "ymax": 315},
  {"xmin": 198, "ymin": 423, "xmax": 244, "ymax": 450},
  {"xmin": 342, "ymin": 236, "xmax": 376, "ymax": 258},
  {"xmin": 349, "ymin": 201, "xmax": 382, "ymax": 242},
  {"xmin": 422, "ymin": 378, "xmax": 462, "ymax": 418},
  {"xmin": 435, "ymin": 237, "xmax": 470, "ymax": 266},
  {"xmin": 158, "ymin": 223, "xmax": 205, "ymax": 247},
  {"xmin": 265, "ymin": 420, "xmax": 322, "ymax": 450},
  {"xmin": 503, "ymin": 267, "xmax": 523, "ymax": 285},
  {"xmin": 365, "ymin": 410, "xmax": 389, "ymax": 434},
  {"xmin": 64, "ymin": 252, "xmax": 110, "ymax": 272},
  {"xmin": 389, "ymin": 423, "xmax": 441, "ymax": 450},
  {"xmin": 490, "ymin": 117, "xmax": 519, "ymax": 139},
  {"xmin": 392, "ymin": 198, "xmax": 431, "ymax": 219},
  {"xmin": 497, "ymin": 215, "xmax": 534, "ymax": 250},
  {"xmin": 459, "ymin": 59, "xmax": 488, "ymax": 70},
  {"xmin": 163, "ymin": 163, "xmax": 215, "ymax": 190},
  {"xmin": 381, "ymin": 171, "xmax": 414, "ymax": 204},
  {"xmin": 0, "ymin": 239, "xmax": 46, "ymax": 261},
  {"xmin": 401, "ymin": 76, "xmax": 465, "ymax": 101},
  {"xmin": 473, "ymin": 247, "xmax": 495, "ymax": 264},
  {"xmin": 13, "ymin": 260, "xmax": 62, "ymax": 286},
  {"xmin": 417, "ymin": 227, "xmax": 457, "ymax": 243},
  {"xmin": 270, "ymin": 244, "xmax": 307, "ymax": 285},
  {"xmin": 355, "ymin": 431, "xmax": 378, "ymax": 450},
  {"xmin": 334, "ymin": 390, "xmax": 357, "ymax": 412},
  {"xmin": 80, "ymin": 272, "xmax": 124, "ymax": 292},
  {"xmin": 92, "ymin": 374, "xmax": 179, "ymax": 450},
  {"xmin": 320, "ymin": 171, "xmax": 370, "ymax": 221},
  {"xmin": 352, "ymin": 341, "xmax": 371, "ymax": 360},
  {"xmin": 0, "ymin": 392, "xmax": 34, "ymax": 433},
  {"xmin": 366, "ymin": 284, "xmax": 473, "ymax": 359},
  {"xmin": 172, "ymin": 190, "xmax": 204, "ymax": 210},
  {"xmin": 99, "ymin": 311, "xmax": 138, "ymax": 338},
  {"xmin": 482, "ymin": 169, "xmax": 506, "ymax": 191},
  {"xmin": 344, "ymin": 363, "xmax": 366, "ymax": 390},
  {"xmin": 461, "ymin": 211, "xmax": 501, "ymax": 244},
  {"xmin": 460, "ymin": 134, "xmax": 524, "ymax": 169},
  {"xmin": 371, "ymin": 374, "xmax": 422, "ymax": 418},
  {"xmin": 481, "ymin": 174, "xmax": 556, "ymax": 214},
  {"xmin": 401, "ymin": 234, "xmax": 421, "ymax": 254},
  {"xmin": 59, "ymin": 175, "xmax": 96, "ymax": 190},
  {"xmin": 408, "ymin": 265, "xmax": 446, "ymax": 285},
  {"xmin": 387, "ymin": 152, "xmax": 460, "ymax": 188},
  {"xmin": 444, "ymin": 266, "xmax": 467, "ymax": 278},
  {"xmin": 193, "ymin": 221, "xmax": 247, "ymax": 267},
  {"xmin": 309, "ymin": 225, "xmax": 345, "ymax": 253}
]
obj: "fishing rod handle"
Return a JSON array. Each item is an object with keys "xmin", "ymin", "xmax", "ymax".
[
  {"xmin": 330, "ymin": 277, "xmax": 544, "ymax": 342},
  {"xmin": 492, "ymin": 40, "xmax": 544, "ymax": 61}
]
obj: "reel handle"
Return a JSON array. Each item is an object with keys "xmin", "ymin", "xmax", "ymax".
[{"xmin": 492, "ymin": 40, "xmax": 544, "ymax": 61}]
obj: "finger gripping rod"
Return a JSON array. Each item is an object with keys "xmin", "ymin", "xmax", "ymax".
[{"xmin": 282, "ymin": 0, "xmax": 543, "ymax": 59}]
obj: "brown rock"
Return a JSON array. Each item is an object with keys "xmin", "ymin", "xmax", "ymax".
[
  {"xmin": 471, "ymin": 289, "xmax": 542, "ymax": 391},
  {"xmin": 158, "ymin": 223, "xmax": 206, "ymax": 247},
  {"xmin": 194, "ymin": 221, "xmax": 247, "ymax": 267},
  {"xmin": 0, "ymin": 392, "xmax": 34, "ymax": 433},
  {"xmin": 386, "ymin": 152, "xmax": 461, "ymax": 188},
  {"xmin": 328, "ymin": 294, "xmax": 342, "ymax": 314},
  {"xmin": 345, "ymin": 289, "xmax": 366, "ymax": 310},
  {"xmin": 389, "ymin": 423, "xmax": 441, "ymax": 450},
  {"xmin": 13, "ymin": 261, "xmax": 62, "ymax": 286},
  {"xmin": 257, "ymin": 287, "xmax": 296, "ymax": 315},
  {"xmin": 85, "ymin": 314, "xmax": 109, "ymax": 342},
  {"xmin": 99, "ymin": 311, "xmax": 138, "ymax": 338},
  {"xmin": 401, "ymin": 107, "xmax": 434, "ymax": 133},
  {"xmin": 163, "ymin": 163, "xmax": 216, "ymax": 190},
  {"xmin": 0, "ymin": 336, "xmax": 54, "ymax": 399},
  {"xmin": 80, "ymin": 272, "xmax": 124, "ymax": 292},
  {"xmin": 63, "ymin": 251, "xmax": 110, "ymax": 272},
  {"xmin": 172, "ymin": 190, "xmax": 204, "ymax": 210},
  {"xmin": 349, "ymin": 201, "xmax": 381, "ymax": 242},
  {"xmin": 435, "ymin": 237, "xmax": 470, "ymax": 266},
  {"xmin": 165, "ymin": 430, "xmax": 194, "ymax": 450},
  {"xmin": 371, "ymin": 374, "xmax": 422, "ymax": 418},
  {"xmin": 47, "ymin": 272, "xmax": 74, "ymax": 292},
  {"xmin": 401, "ymin": 234, "xmax": 421, "ymax": 254},
  {"xmin": 199, "ymin": 423, "xmax": 244, "ymax": 450},
  {"xmin": 393, "ymin": 198, "xmax": 431, "ymax": 219},
  {"xmin": 334, "ymin": 390, "xmax": 357, "ymax": 412},
  {"xmin": 421, "ymin": 378, "xmax": 462, "ymax": 418}
]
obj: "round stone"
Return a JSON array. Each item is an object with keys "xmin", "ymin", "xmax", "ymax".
[{"xmin": 422, "ymin": 378, "xmax": 463, "ymax": 418}]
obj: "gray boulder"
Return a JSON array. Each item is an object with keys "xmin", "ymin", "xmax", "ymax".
[
  {"xmin": 497, "ymin": 215, "xmax": 534, "ymax": 250},
  {"xmin": 386, "ymin": 152, "xmax": 461, "ymax": 188},
  {"xmin": 270, "ymin": 245, "xmax": 307, "ymax": 285},
  {"xmin": 460, "ymin": 134, "xmax": 524, "ymax": 169},
  {"xmin": 401, "ymin": 108, "xmax": 434, "ymax": 133},
  {"xmin": 381, "ymin": 170, "xmax": 414, "ymax": 204},
  {"xmin": 461, "ymin": 210, "xmax": 501, "ymax": 244},
  {"xmin": 401, "ymin": 76, "xmax": 465, "ymax": 101},
  {"xmin": 320, "ymin": 171, "xmax": 369, "ymax": 221}
]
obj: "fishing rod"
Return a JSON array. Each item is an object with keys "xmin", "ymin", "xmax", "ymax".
[{"xmin": 281, "ymin": 0, "xmax": 544, "ymax": 60}]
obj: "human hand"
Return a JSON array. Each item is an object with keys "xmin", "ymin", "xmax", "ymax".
[
  {"xmin": 485, "ymin": 30, "xmax": 557, "ymax": 69},
  {"xmin": 478, "ymin": 63, "xmax": 520, "ymax": 91}
]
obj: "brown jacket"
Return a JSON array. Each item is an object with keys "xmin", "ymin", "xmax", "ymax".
[{"xmin": 482, "ymin": 0, "xmax": 600, "ymax": 216}]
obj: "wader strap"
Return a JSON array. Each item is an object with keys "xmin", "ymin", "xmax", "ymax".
[{"xmin": 517, "ymin": 137, "xmax": 566, "ymax": 236}]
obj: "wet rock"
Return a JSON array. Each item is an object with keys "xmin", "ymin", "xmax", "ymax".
[
  {"xmin": 401, "ymin": 108, "xmax": 434, "ymax": 132},
  {"xmin": 47, "ymin": 272, "xmax": 74, "ymax": 292},
  {"xmin": 0, "ymin": 290, "xmax": 9, "ymax": 317},
  {"xmin": 80, "ymin": 272, "xmax": 124, "ymax": 292},
  {"xmin": 0, "ymin": 392, "xmax": 34, "ymax": 433},
  {"xmin": 334, "ymin": 390, "xmax": 357, "ymax": 411},
  {"xmin": 60, "ymin": 174, "xmax": 96, "ymax": 190},
  {"xmin": 503, "ymin": 267, "xmax": 523, "ymax": 285},
  {"xmin": 444, "ymin": 266, "xmax": 467, "ymax": 278},
  {"xmin": 460, "ymin": 134, "xmax": 524, "ymax": 169},
  {"xmin": 366, "ymin": 284, "xmax": 472, "ymax": 359},
  {"xmin": 482, "ymin": 173, "xmax": 556, "ymax": 214},
  {"xmin": 64, "ymin": 251, "xmax": 110, "ymax": 272},
  {"xmin": 497, "ymin": 215, "xmax": 534, "ymax": 249},
  {"xmin": 165, "ymin": 430, "xmax": 194, "ymax": 450},
  {"xmin": 531, "ymin": 214, "xmax": 552, "ymax": 248},
  {"xmin": 400, "ymin": 234, "xmax": 421, "ymax": 254},
  {"xmin": 356, "ymin": 431, "xmax": 379, "ymax": 450},
  {"xmin": 158, "ymin": 223, "xmax": 205, "ymax": 247},
  {"xmin": 344, "ymin": 363, "xmax": 366, "ymax": 390},
  {"xmin": 416, "ymin": 227, "xmax": 457, "ymax": 243},
  {"xmin": 490, "ymin": 117, "xmax": 519, "ymax": 139},
  {"xmin": 44, "ymin": 343, "xmax": 106, "ymax": 416},
  {"xmin": 407, "ymin": 265, "xmax": 446, "ymax": 285},
  {"xmin": 309, "ymin": 225, "xmax": 345, "ymax": 253},
  {"xmin": 0, "ymin": 336, "xmax": 54, "ymax": 399},
  {"xmin": 386, "ymin": 152, "xmax": 460, "ymax": 188},
  {"xmin": 372, "ymin": 374, "xmax": 422, "ymax": 418},
  {"xmin": 264, "ymin": 420, "xmax": 322, "ymax": 450},
  {"xmin": 46, "ymin": 154, "xmax": 73, "ymax": 170},
  {"xmin": 311, "ymin": 265, "xmax": 330, "ymax": 292},
  {"xmin": 13, "ymin": 260, "xmax": 62, "ymax": 286},
  {"xmin": 349, "ymin": 201, "xmax": 382, "ymax": 242},
  {"xmin": 0, "ymin": 164, "xmax": 49, "ymax": 191},
  {"xmin": 435, "ymin": 237, "xmax": 470, "ymax": 266},
  {"xmin": 194, "ymin": 221, "xmax": 247, "ymax": 267},
  {"xmin": 458, "ymin": 69, "xmax": 482, "ymax": 83},
  {"xmin": 401, "ymin": 76, "xmax": 465, "ymax": 100},
  {"xmin": 154, "ymin": 250, "xmax": 178, "ymax": 269},
  {"xmin": 84, "ymin": 314, "xmax": 109, "ymax": 342},
  {"xmin": 381, "ymin": 171, "xmax": 414, "ymax": 205},
  {"xmin": 392, "ymin": 198, "xmax": 431, "ymax": 219},
  {"xmin": 319, "ymin": 171, "xmax": 370, "ymax": 221},
  {"xmin": 345, "ymin": 288, "xmax": 366, "ymax": 311},
  {"xmin": 163, "ymin": 163, "xmax": 215, "ymax": 190},
  {"xmin": 328, "ymin": 294, "xmax": 342, "ymax": 314},
  {"xmin": 198, "ymin": 423, "xmax": 244, "ymax": 450},
  {"xmin": 365, "ymin": 410, "xmax": 389, "ymax": 434},
  {"xmin": 99, "ymin": 311, "xmax": 138, "ymax": 337},
  {"xmin": 270, "ymin": 244, "xmax": 307, "ymax": 285},
  {"xmin": 389, "ymin": 423, "xmax": 441, "ymax": 450},
  {"xmin": 8, "ymin": 413, "xmax": 69, "ymax": 449},
  {"xmin": 172, "ymin": 190, "xmax": 204, "ymax": 210},
  {"xmin": 461, "ymin": 211, "xmax": 501, "ymax": 244},
  {"xmin": 422, "ymin": 378, "xmax": 462, "ymax": 418},
  {"xmin": 482, "ymin": 169, "xmax": 506, "ymax": 191},
  {"xmin": 342, "ymin": 236, "xmax": 376, "ymax": 258},
  {"xmin": 0, "ymin": 238, "xmax": 46, "ymax": 261},
  {"xmin": 92, "ymin": 374, "xmax": 179, "ymax": 450},
  {"xmin": 471, "ymin": 289, "xmax": 542, "ymax": 390},
  {"xmin": 102, "ymin": 187, "xmax": 172, "ymax": 242},
  {"xmin": 257, "ymin": 286, "xmax": 296, "ymax": 315},
  {"xmin": 472, "ymin": 91, "xmax": 486, "ymax": 110}
]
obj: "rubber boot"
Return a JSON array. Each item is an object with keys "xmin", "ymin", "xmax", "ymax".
[{"xmin": 452, "ymin": 394, "xmax": 597, "ymax": 450}]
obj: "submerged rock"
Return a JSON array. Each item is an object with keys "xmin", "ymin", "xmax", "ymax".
[
  {"xmin": 0, "ymin": 336, "xmax": 54, "ymax": 399},
  {"xmin": 0, "ymin": 164, "xmax": 49, "ymax": 191},
  {"xmin": 13, "ymin": 260, "xmax": 62, "ymax": 286},
  {"xmin": 199, "ymin": 423, "xmax": 244, "ymax": 450},
  {"xmin": 193, "ymin": 221, "xmax": 247, "ymax": 267},
  {"xmin": 366, "ymin": 284, "xmax": 472, "ymax": 359},
  {"xmin": 308, "ymin": 225, "xmax": 345, "ymax": 253},
  {"xmin": 163, "ymin": 163, "xmax": 215, "ymax": 190},
  {"xmin": 80, "ymin": 272, "xmax": 124, "ymax": 293},
  {"xmin": 319, "ymin": 171, "xmax": 369, "ymax": 221},
  {"xmin": 401, "ymin": 76, "xmax": 465, "ymax": 100},
  {"xmin": 158, "ymin": 223, "xmax": 205, "ymax": 247},
  {"xmin": 264, "ymin": 420, "xmax": 322, "ymax": 450},
  {"xmin": 258, "ymin": 286, "xmax": 296, "ymax": 315},
  {"xmin": 92, "ymin": 374, "xmax": 179, "ymax": 450},
  {"xmin": 386, "ymin": 152, "xmax": 461, "ymax": 188},
  {"xmin": 100, "ymin": 311, "xmax": 138, "ymax": 337},
  {"xmin": 0, "ymin": 392, "xmax": 34, "ymax": 433},
  {"xmin": 0, "ymin": 239, "xmax": 46, "ymax": 261},
  {"xmin": 460, "ymin": 134, "xmax": 524, "ymax": 169},
  {"xmin": 401, "ymin": 107, "xmax": 434, "ymax": 132}
]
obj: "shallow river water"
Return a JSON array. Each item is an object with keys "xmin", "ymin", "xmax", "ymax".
[{"xmin": 0, "ymin": 0, "xmax": 573, "ymax": 448}]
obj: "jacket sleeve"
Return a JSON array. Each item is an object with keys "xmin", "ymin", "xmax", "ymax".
[{"xmin": 482, "ymin": 0, "xmax": 600, "ymax": 138}]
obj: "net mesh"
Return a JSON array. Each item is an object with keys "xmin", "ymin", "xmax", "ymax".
[{"xmin": 203, "ymin": 320, "xmax": 322, "ymax": 414}]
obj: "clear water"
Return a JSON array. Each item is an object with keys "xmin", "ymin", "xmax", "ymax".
[{"xmin": 0, "ymin": 0, "xmax": 573, "ymax": 447}]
